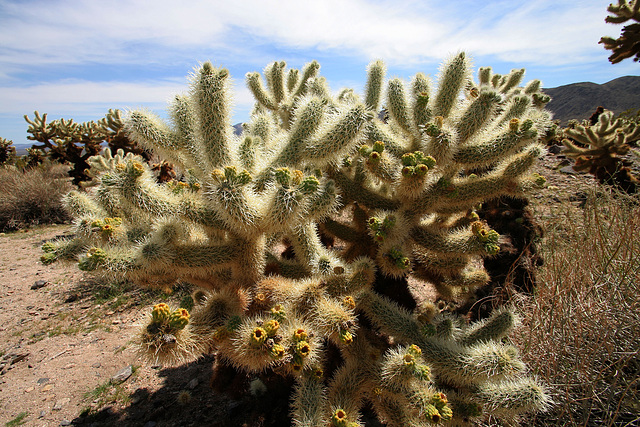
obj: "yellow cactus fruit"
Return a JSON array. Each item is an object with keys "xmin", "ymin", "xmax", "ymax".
[
  {"xmin": 169, "ymin": 308, "xmax": 190, "ymax": 330},
  {"xmin": 151, "ymin": 303, "xmax": 172, "ymax": 324},
  {"xmin": 343, "ymin": 295, "xmax": 356, "ymax": 310},
  {"xmin": 251, "ymin": 326, "xmax": 268, "ymax": 347},
  {"xmin": 293, "ymin": 328, "xmax": 308, "ymax": 341}
]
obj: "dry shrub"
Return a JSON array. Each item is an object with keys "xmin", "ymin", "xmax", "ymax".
[
  {"xmin": 0, "ymin": 163, "xmax": 73, "ymax": 231},
  {"xmin": 514, "ymin": 187, "xmax": 640, "ymax": 426}
]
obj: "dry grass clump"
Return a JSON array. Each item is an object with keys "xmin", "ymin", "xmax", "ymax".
[
  {"xmin": 514, "ymin": 187, "xmax": 640, "ymax": 426},
  {"xmin": 0, "ymin": 164, "xmax": 72, "ymax": 231}
]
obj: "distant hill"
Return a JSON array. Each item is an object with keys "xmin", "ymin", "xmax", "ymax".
[{"xmin": 544, "ymin": 76, "xmax": 640, "ymax": 125}]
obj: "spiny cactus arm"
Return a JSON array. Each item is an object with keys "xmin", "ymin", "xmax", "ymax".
[
  {"xmin": 321, "ymin": 218, "xmax": 367, "ymax": 246},
  {"xmin": 489, "ymin": 68, "xmax": 526, "ymax": 94},
  {"xmin": 364, "ymin": 121, "xmax": 408, "ymax": 158},
  {"xmin": 422, "ymin": 340, "xmax": 526, "ymax": 389},
  {"xmin": 453, "ymin": 119, "xmax": 538, "ymax": 168},
  {"xmin": 259, "ymin": 169, "xmax": 329, "ymax": 232},
  {"xmin": 265, "ymin": 61, "xmax": 287, "ymax": 105},
  {"xmin": 458, "ymin": 309, "xmax": 518, "ymax": 346},
  {"xmin": 432, "ymin": 52, "xmax": 472, "ymax": 119},
  {"xmin": 124, "ymin": 109, "xmax": 188, "ymax": 170},
  {"xmin": 41, "ymin": 236, "xmax": 91, "ymax": 265},
  {"xmin": 454, "ymin": 89, "xmax": 503, "ymax": 145},
  {"xmin": 269, "ymin": 96, "xmax": 327, "ymax": 168},
  {"xmin": 329, "ymin": 168, "xmax": 401, "ymax": 211},
  {"xmin": 304, "ymin": 178, "xmax": 340, "ymax": 222},
  {"xmin": 413, "ymin": 144, "xmax": 544, "ymax": 214},
  {"xmin": 192, "ymin": 62, "xmax": 234, "ymax": 167},
  {"xmin": 205, "ymin": 166, "xmax": 264, "ymax": 234},
  {"xmin": 63, "ymin": 190, "xmax": 108, "ymax": 218},
  {"xmin": 169, "ymin": 94, "xmax": 211, "ymax": 175},
  {"xmin": 411, "ymin": 222, "xmax": 501, "ymax": 257},
  {"xmin": 364, "ymin": 60, "xmax": 386, "ymax": 112},
  {"xmin": 492, "ymin": 95, "xmax": 538, "ymax": 129},
  {"xmin": 369, "ymin": 393, "xmax": 414, "ymax": 427},
  {"xmin": 292, "ymin": 60, "xmax": 321, "ymax": 100},
  {"xmin": 286, "ymin": 222, "xmax": 341, "ymax": 275},
  {"xmin": 431, "ymin": 268, "xmax": 491, "ymax": 300},
  {"xmin": 326, "ymin": 338, "xmax": 378, "ymax": 426},
  {"xmin": 410, "ymin": 73, "xmax": 432, "ymax": 133},
  {"xmin": 386, "ymin": 78, "xmax": 414, "ymax": 137},
  {"xmin": 474, "ymin": 378, "xmax": 550, "ymax": 417},
  {"xmin": 247, "ymin": 70, "xmax": 278, "ymax": 111},
  {"xmin": 422, "ymin": 116, "xmax": 456, "ymax": 166},
  {"xmin": 308, "ymin": 295, "xmax": 358, "ymax": 346},
  {"xmin": 303, "ymin": 104, "xmax": 371, "ymax": 167},
  {"xmin": 357, "ymin": 143, "xmax": 400, "ymax": 184},
  {"xmin": 359, "ymin": 291, "xmax": 528, "ymax": 388},
  {"xmin": 291, "ymin": 372, "xmax": 328, "ymax": 427},
  {"xmin": 77, "ymin": 246, "xmax": 138, "ymax": 272},
  {"xmin": 357, "ymin": 290, "xmax": 425, "ymax": 344},
  {"xmin": 413, "ymin": 252, "xmax": 472, "ymax": 278}
]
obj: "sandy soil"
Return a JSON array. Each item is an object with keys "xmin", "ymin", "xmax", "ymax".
[{"xmin": 0, "ymin": 149, "xmax": 602, "ymax": 427}]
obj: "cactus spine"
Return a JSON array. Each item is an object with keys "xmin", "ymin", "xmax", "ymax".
[{"xmin": 44, "ymin": 54, "xmax": 552, "ymax": 425}]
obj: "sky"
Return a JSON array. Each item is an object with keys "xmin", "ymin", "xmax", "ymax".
[{"xmin": 1, "ymin": 0, "xmax": 638, "ymax": 146}]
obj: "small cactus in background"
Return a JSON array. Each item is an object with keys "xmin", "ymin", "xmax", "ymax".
[
  {"xmin": 24, "ymin": 109, "xmax": 147, "ymax": 185},
  {"xmin": 43, "ymin": 54, "xmax": 553, "ymax": 425},
  {"xmin": 600, "ymin": 0, "xmax": 640, "ymax": 63},
  {"xmin": 562, "ymin": 108, "xmax": 640, "ymax": 193},
  {"xmin": 0, "ymin": 137, "xmax": 16, "ymax": 165}
]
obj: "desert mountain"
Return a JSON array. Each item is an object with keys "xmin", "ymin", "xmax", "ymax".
[{"xmin": 544, "ymin": 76, "xmax": 640, "ymax": 125}]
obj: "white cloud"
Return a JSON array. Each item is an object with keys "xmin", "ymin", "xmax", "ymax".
[
  {"xmin": 0, "ymin": 80, "xmax": 185, "ymax": 115},
  {"xmin": 1, "ymin": 0, "xmax": 615, "ymax": 69}
]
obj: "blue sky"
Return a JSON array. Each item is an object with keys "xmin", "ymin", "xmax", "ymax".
[{"xmin": 1, "ymin": 0, "xmax": 638, "ymax": 146}]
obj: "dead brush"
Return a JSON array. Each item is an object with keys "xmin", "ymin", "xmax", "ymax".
[
  {"xmin": 0, "ymin": 163, "xmax": 72, "ymax": 231},
  {"xmin": 514, "ymin": 186, "xmax": 640, "ymax": 426}
]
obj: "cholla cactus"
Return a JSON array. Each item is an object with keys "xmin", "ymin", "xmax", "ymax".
[
  {"xmin": 44, "ymin": 53, "xmax": 553, "ymax": 425},
  {"xmin": 0, "ymin": 137, "xmax": 16, "ymax": 165},
  {"xmin": 562, "ymin": 108, "xmax": 640, "ymax": 193},
  {"xmin": 600, "ymin": 0, "xmax": 640, "ymax": 63},
  {"xmin": 24, "ymin": 109, "xmax": 146, "ymax": 184}
]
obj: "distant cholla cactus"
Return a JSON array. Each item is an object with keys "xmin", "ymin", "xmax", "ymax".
[
  {"xmin": 24, "ymin": 109, "xmax": 147, "ymax": 185},
  {"xmin": 0, "ymin": 137, "xmax": 16, "ymax": 165},
  {"xmin": 600, "ymin": 0, "xmax": 640, "ymax": 63},
  {"xmin": 44, "ymin": 53, "xmax": 553, "ymax": 425},
  {"xmin": 562, "ymin": 108, "xmax": 640, "ymax": 193}
]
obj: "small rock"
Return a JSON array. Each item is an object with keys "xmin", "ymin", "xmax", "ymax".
[
  {"xmin": 547, "ymin": 144, "xmax": 562, "ymax": 154},
  {"xmin": 187, "ymin": 378, "xmax": 198, "ymax": 390},
  {"xmin": 25, "ymin": 386, "xmax": 34, "ymax": 392},
  {"xmin": 60, "ymin": 419, "xmax": 72, "ymax": 426},
  {"xmin": 64, "ymin": 294, "xmax": 79, "ymax": 303},
  {"xmin": 91, "ymin": 362, "xmax": 101, "ymax": 368},
  {"xmin": 112, "ymin": 365, "xmax": 133, "ymax": 383},
  {"xmin": 39, "ymin": 410, "xmax": 47, "ymax": 418},
  {"xmin": 31, "ymin": 280, "xmax": 49, "ymax": 290},
  {"xmin": 559, "ymin": 166, "xmax": 579, "ymax": 174},
  {"xmin": 37, "ymin": 377, "xmax": 50, "ymax": 385},
  {"xmin": 62, "ymin": 363, "xmax": 76, "ymax": 370},
  {"xmin": 41, "ymin": 384, "xmax": 53, "ymax": 392},
  {"xmin": 9, "ymin": 351, "xmax": 29, "ymax": 364},
  {"xmin": 53, "ymin": 397, "xmax": 71, "ymax": 410}
]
